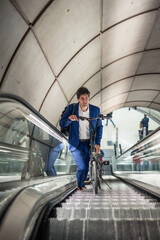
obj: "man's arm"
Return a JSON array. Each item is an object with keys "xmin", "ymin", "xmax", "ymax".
[
  {"xmin": 69, "ymin": 115, "xmax": 78, "ymax": 121},
  {"xmin": 59, "ymin": 105, "xmax": 73, "ymax": 128}
]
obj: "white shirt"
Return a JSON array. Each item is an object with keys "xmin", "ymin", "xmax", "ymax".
[{"xmin": 79, "ymin": 105, "xmax": 90, "ymax": 140}]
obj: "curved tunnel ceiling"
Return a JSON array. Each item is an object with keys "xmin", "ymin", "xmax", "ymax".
[{"xmin": 0, "ymin": 0, "xmax": 160, "ymax": 128}]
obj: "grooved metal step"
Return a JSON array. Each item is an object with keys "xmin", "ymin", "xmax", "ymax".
[
  {"xmin": 46, "ymin": 219, "xmax": 160, "ymax": 240},
  {"xmin": 54, "ymin": 207, "xmax": 160, "ymax": 220},
  {"xmin": 42, "ymin": 177, "xmax": 160, "ymax": 240}
]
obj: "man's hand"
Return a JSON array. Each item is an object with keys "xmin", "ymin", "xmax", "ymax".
[
  {"xmin": 94, "ymin": 144, "xmax": 100, "ymax": 153},
  {"xmin": 69, "ymin": 115, "xmax": 78, "ymax": 121}
]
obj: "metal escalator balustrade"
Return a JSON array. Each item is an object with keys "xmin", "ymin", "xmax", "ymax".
[
  {"xmin": 0, "ymin": 94, "xmax": 77, "ymax": 239},
  {"xmin": 0, "ymin": 95, "xmax": 160, "ymax": 240},
  {"xmin": 0, "ymin": 95, "xmax": 68, "ymax": 183},
  {"xmin": 112, "ymin": 125, "xmax": 160, "ymax": 197},
  {"xmin": 0, "ymin": 94, "xmax": 76, "ymax": 183},
  {"xmin": 40, "ymin": 177, "xmax": 160, "ymax": 240}
]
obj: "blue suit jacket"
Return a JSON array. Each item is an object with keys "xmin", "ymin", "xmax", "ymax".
[
  {"xmin": 59, "ymin": 103, "xmax": 103, "ymax": 151},
  {"xmin": 141, "ymin": 117, "xmax": 149, "ymax": 127}
]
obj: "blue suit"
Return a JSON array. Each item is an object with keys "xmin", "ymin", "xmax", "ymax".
[{"xmin": 59, "ymin": 102, "xmax": 103, "ymax": 188}]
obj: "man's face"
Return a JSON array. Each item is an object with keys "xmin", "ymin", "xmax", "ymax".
[{"xmin": 78, "ymin": 94, "xmax": 90, "ymax": 109}]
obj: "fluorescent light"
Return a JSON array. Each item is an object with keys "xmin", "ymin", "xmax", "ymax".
[{"xmin": 25, "ymin": 114, "xmax": 66, "ymax": 144}]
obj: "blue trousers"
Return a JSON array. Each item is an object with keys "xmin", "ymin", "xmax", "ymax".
[
  {"xmin": 71, "ymin": 141, "xmax": 90, "ymax": 188},
  {"xmin": 46, "ymin": 143, "xmax": 64, "ymax": 176}
]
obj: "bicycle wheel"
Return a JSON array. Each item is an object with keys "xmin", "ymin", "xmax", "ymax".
[{"xmin": 91, "ymin": 160, "xmax": 98, "ymax": 194}]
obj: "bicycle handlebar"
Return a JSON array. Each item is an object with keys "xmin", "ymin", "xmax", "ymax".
[{"xmin": 78, "ymin": 114, "xmax": 108, "ymax": 121}]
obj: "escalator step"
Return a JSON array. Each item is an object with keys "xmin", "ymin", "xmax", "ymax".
[
  {"xmin": 85, "ymin": 219, "xmax": 115, "ymax": 240},
  {"xmin": 43, "ymin": 180, "xmax": 160, "ymax": 239},
  {"xmin": 87, "ymin": 208, "xmax": 113, "ymax": 219},
  {"xmin": 62, "ymin": 202, "xmax": 158, "ymax": 208},
  {"xmin": 116, "ymin": 220, "xmax": 147, "ymax": 240},
  {"xmin": 53, "ymin": 207, "xmax": 160, "ymax": 220},
  {"xmin": 47, "ymin": 219, "xmax": 83, "ymax": 240},
  {"xmin": 46, "ymin": 219, "xmax": 160, "ymax": 240}
]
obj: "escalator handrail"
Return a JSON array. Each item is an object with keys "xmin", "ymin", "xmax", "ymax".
[
  {"xmin": 116, "ymin": 125, "xmax": 160, "ymax": 159},
  {"xmin": 0, "ymin": 93, "xmax": 67, "ymax": 140}
]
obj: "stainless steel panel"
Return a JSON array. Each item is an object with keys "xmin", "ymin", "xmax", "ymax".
[
  {"xmin": 102, "ymin": 53, "xmax": 142, "ymax": 88},
  {"xmin": 58, "ymin": 37, "xmax": 101, "ymax": 101},
  {"xmin": 101, "ymin": 93, "xmax": 128, "ymax": 112},
  {"xmin": 0, "ymin": 176, "xmax": 76, "ymax": 240},
  {"xmin": 102, "ymin": 11, "xmax": 157, "ymax": 67},
  {"xmin": 137, "ymin": 50, "xmax": 160, "ymax": 74},
  {"xmin": 103, "ymin": 0, "xmax": 160, "ymax": 30},
  {"xmin": 102, "ymin": 78, "xmax": 133, "ymax": 103},
  {"xmin": 15, "ymin": 0, "xmax": 49, "ymax": 23},
  {"xmin": 0, "ymin": 0, "xmax": 28, "ymax": 81},
  {"xmin": 40, "ymin": 81, "xmax": 68, "ymax": 126},
  {"xmin": 131, "ymin": 75, "xmax": 160, "ymax": 90},
  {"xmin": 127, "ymin": 90, "xmax": 158, "ymax": 102},
  {"xmin": 1, "ymin": 32, "xmax": 55, "ymax": 111},
  {"xmin": 34, "ymin": 0, "xmax": 100, "ymax": 76}
]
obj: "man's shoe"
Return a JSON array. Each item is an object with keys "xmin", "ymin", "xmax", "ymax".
[
  {"xmin": 82, "ymin": 186, "xmax": 87, "ymax": 190},
  {"xmin": 77, "ymin": 187, "xmax": 83, "ymax": 190}
]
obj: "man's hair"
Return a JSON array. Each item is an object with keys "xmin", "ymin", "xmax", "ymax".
[{"xmin": 76, "ymin": 87, "xmax": 90, "ymax": 99}]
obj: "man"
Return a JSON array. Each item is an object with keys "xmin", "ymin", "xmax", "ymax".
[
  {"xmin": 141, "ymin": 114, "xmax": 149, "ymax": 136},
  {"xmin": 59, "ymin": 87, "xmax": 103, "ymax": 190}
]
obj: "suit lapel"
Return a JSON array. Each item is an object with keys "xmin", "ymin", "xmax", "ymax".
[
  {"xmin": 89, "ymin": 104, "xmax": 94, "ymax": 117},
  {"xmin": 89, "ymin": 104, "xmax": 93, "ymax": 134},
  {"xmin": 75, "ymin": 102, "xmax": 79, "ymax": 117},
  {"xmin": 74, "ymin": 103, "xmax": 79, "ymax": 134}
]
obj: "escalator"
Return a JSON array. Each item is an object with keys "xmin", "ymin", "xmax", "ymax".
[
  {"xmin": 36, "ymin": 177, "xmax": 160, "ymax": 240},
  {"xmin": 0, "ymin": 95, "xmax": 160, "ymax": 240}
]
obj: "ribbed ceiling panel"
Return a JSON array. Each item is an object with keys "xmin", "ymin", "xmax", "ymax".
[
  {"xmin": 1, "ymin": 31, "xmax": 55, "ymax": 110},
  {"xmin": 34, "ymin": 0, "xmax": 100, "ymax": 76},
  {"xmin": 0, "ymin": 0, "xmax": 160, "ymax": 125},
  {"xmin": 14, "ymin": 0, "xmax": 49, "ymax": 23},
  {"xmin": 0, "ymin": 0, "xmax": 28, "ymax": 81}
]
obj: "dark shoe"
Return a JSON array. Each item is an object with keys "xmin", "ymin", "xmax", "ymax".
[
  {"xmin": 77, "ymin": 187, "xmax": 83, "ymax": 190},
  {"xmin": 82, "ymin": 186, "xmax": 87, "ymax": 190}
]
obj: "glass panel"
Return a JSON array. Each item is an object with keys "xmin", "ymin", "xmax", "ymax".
[
  {"xmin": 0, "ymin": 97, "xmax": 75, "ymax": 183},
  {"xmin": 0, "ymin": 103, "xmax": 29, "ymax": 181},
  {"xmin": 113, "ymin": 127, "xmax": 160, "ymax": 188},
  {"xmin": 54, "ymin": 146, "xmax": 76, "ymax": 175},
  {"xmin": 0, "ymin": 96, "xmax": 76, "ymax": 219}
]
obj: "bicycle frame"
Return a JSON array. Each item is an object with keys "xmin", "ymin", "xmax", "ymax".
[
  {"xmin": 78, "ymin": 115, "xmax": 102, "ymax": 150},
  {"xmin": 78, "ymin": 115, "xmax": 106, "ymax": 193}
]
